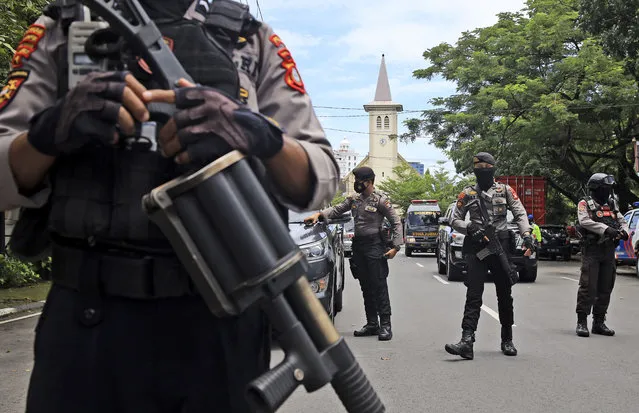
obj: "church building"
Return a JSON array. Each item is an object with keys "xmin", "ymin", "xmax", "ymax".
[{"xmin": 342, "ymin": 54, "xmax": 411, "ymax": 194}]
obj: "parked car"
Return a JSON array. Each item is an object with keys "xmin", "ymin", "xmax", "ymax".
[
  {"xmin": 287, "ymin": 210, "xmax": 349, "ymax": 321},
  {"xmin": 404, "ymin": 200, "xmax": 441, "ymax": 256},
  {"xmin": 619, "ymin": 206, "xmax": 639, "ymax": 267},
  {"xmin": 538, "ymin": 225, "xmax": 572, "ymax": 261},
  {"xmin": 436, "ymin": 202, "xmax": 538, "ymax": 282},
  {"xmin": 343, "ymin": 217, "xmax": 354, "ymax": 257}
]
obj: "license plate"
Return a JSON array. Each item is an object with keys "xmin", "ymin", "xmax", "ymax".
[
  {"xmin": 426, "ymin": 232, "xmax": 437, "ymax": 236},
  {"xmin": 549, "ymin": 249, "xmax": 559, "ymax": 252},
  {"xmin": 412, "ymin": 232, "xmax": 426, "ymax": 236}
]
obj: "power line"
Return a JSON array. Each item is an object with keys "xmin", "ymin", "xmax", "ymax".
[{"xmin": 254, "ymin": 0, "xmax": 264, "ymax": 21}]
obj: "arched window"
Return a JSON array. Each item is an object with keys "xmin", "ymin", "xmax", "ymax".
[
  {"xmin": 376, "ymin": 116, "xmax": 382, "ymax": 129},
  {"xmin": 382, "ymin": 172, "xmax": 385, "ymax": 177},
  {"xmin": 384, "ymin": 116, "xmax": 390, "ymax": 129}
]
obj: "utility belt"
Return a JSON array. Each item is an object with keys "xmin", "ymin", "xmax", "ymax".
[
  {"xmin": 51, "ymin": 236, "xmax": 197, "ymax": 300},
  {"xmin": 352, "ymin": 233, "xmax": 383, "ymax": 245}
]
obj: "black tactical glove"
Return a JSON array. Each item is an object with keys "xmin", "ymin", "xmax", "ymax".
[
  {"xmin": 170, "ymin": 86, "xmax": 284, "ymax": 166},
  {"xmin": 604, "ymin": 227, "xmax": 621, "ymax": 240},
  {"xmin": 467, "ymin": 222, "xmax": 486, "ymax": 244},
  {"xmin": 522, "ymin": 234, "xmax": 535, "ymax": 251},
  {"xmin": 619, "ymin": 230, "xmax": 629, "ymax": 241},
  {"xmin": 27, "ymin": 71, "xmax": 129, "ymax": 156}
]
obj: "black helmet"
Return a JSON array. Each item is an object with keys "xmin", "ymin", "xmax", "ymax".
[{"xmin": 587, "ymin": 173, "xmax": 615, "ymax": 189}]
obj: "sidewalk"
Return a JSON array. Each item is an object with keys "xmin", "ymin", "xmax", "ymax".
[{"xmin": 0, "ymin": 300, "xmax": 45, "ymax": 318}]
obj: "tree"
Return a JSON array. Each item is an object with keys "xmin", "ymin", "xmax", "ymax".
[
  {"xmin": 0, "ymin": 0, "xmax": 49, "ymax": 81},
  {"xmin": 402, "ymin": 0, "xmax": 639, "ymax": 216},
  {"xmin": 330, "ymin": 192, "xmax": 347, "ymax": 206}
]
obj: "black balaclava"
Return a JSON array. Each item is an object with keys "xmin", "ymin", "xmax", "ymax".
[
  {"xmin": 473, "ymin": 152, "xmax": 496, "ymax": 191},
  {"xmin": 592, "ymin": 187, "xmax": 612, "ymax": 205},
  {"xmin": 353, "ymin": 167, "xmax": 375, "ymax": 194}
]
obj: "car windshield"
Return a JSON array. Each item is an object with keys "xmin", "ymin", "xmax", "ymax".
[
  {"xmin": 288, "ymin": 210, "xmax": 317, "ymax": 223},
  {"xmin": 542, "ymin": 226, "xmax": 567, "ymax": 236},
  {"xmin": 407, "ymin": 211, "xmax": 440, "ymax": 227}
]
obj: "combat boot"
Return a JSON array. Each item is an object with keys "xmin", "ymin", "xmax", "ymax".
[
  {"xmin": 500, "ymin": 325, "xmax": 517, "ymax": 356},
  {"xmin": 576, "ymin": 313, "xmax": 589, "ymax": 337},
  {"xmin": 354, "ymin": 316, "xmax": 379, "ymax": 337},
  {"xmin": 445, "ymin": 329, "xmax": 475, "ymax": 360},
  {"xmin": 592, "ymin": 315, "xmax": 615, "ymax": 336},
  {"xmin": 378, "ymin": 315, "xmax": 392, "ymax": 341}
]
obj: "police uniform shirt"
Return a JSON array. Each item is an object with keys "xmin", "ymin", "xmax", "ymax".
[
  {"xmin": 577, "ymin": 198, "xmax": 628, "ymax": 236},
  {"xmin": 451, "ymin": 182, "xmax": 531, "ymax": 236},
  {"xmin": 0, "ymin": 1, "xmax": 338, "ymax": 212},
  {"xmin": 321, "ymin": 191, "xmax": 403, "ymax": 249}
]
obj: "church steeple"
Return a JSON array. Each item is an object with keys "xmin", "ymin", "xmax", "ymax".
[{"xmin": 374, "ymin": 54, "xmax": 392, "ymax": 102}]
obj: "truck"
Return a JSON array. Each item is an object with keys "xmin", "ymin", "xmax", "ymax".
[
  {"xmin": 495, "ymin": 176, "xmax": 547, "ymax": 225},
  {"xmin": 404, "ymin": 200, "xmax": 441, "ymax": 257}
]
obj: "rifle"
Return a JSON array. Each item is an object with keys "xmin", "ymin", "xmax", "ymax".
[
  {"xmin": 474, "ymin": 190, "xmax": 519, "ymax": 286},
  {"xmin": 75, "ymin": 1, "xmax": 385, "ymax": 412}
]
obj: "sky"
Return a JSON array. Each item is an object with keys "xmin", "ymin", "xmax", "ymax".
[{"xmin": 242, "ymin": 0, "xmax": 528, "ymax": 175}]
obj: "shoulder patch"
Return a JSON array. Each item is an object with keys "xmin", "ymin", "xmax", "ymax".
[
  {"xmin": 11, "ymin": 24, "xmax": 46, "ymax": 69},
  {"xmin": 268, "ymin": 33, "xmax": 306, "ymax": 94},
  {"xmin": 457, "ymin": 191, "xmax": 466, "ymax": 200},
  {"xmin": 0, "ymin": 70, "xmax": 30, "ymax": 112},
  {"xmin": 507, "ymin": 185, "xmax": 519, "ymax": 200},
  {"xmin": 578, "ymin": 200, "xmax": 587, "ymax": 212}
]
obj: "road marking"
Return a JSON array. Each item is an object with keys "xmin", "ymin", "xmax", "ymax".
[
  {"xmin": 0, "ymin": 312, "xmax": 41, "ymax": 325},
  {"xmin": 480, "ymin": 304, "xmax": 517, "ymax": 327},
  {"xmin": 433, "ymin": 275, "xmax": 449, "ymax": 284},
  {"xmin": 561, "ymin": 276, "xmax": 579, "ymax": 283},
  {"xmin": 416, "ymin": 263, "xmax": 424, "ymax": 268}
]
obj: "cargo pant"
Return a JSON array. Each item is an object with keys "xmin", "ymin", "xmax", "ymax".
[
  {"xmin": 350, "ymin": 235, "xmax": 391, "ymax": 324},
  {"xmin": 576, "ymin": 243, "xmax": 616, "ymax": 317}
]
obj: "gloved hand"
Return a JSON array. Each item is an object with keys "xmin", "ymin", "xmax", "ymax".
[
  {"xmin": 522, "ymin": 234, "xmax": 535, "ymax": 251},
  {"xmin": 619, "ymin": 230, "xmax": 629, "ymax": 241},
  {"xmin": 467, "ymin": 222, "xmax": 486, "ymax": 244},
  {"xmin": 157, "ymin": 85, "xmax": 284, "ymax": 167},
  {"xmin": 27, "ymin": 71, "xmax": 149, "ymax": 156},
  {"xmin": 604, "ymin": 227, "xmax": 621, "ymax": 240}
]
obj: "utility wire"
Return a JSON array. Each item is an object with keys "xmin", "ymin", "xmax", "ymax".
[{"xmin": 254, "ymin": 0, "xmax": 264, "ymax": 21}]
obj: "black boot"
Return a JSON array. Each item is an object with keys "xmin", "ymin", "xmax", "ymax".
[
  {"xmin": 378, "ymin": 315, "xmax": 392, "ymax": 341},
  {"xmin": 576, "ymin": 313, "xmax": 589, "ymax": 337},
  {"xmin": 592, "ymin": 315, "xmax": 615, "ymax": 336},
  {"xmin": 445, "ymin": 329, "xmax": 475, "ymax": 360},
  {"xmin": 354, "ymin": 316, "xmax": 379, "ymax": 337},
  {"xmin": 500, "ymin": 325, "xmax": 517, "ymax": 356}
]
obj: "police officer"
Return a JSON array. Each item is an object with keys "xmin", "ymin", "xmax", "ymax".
[
  {"xmin": 305, "ymin": 166, "xmax": 402, "ymax": 341},
  {"xmin": 529, "ymin": 214, "xmax": 542, "ymax": 243},
  {"xmin": 0, "ymin": 1, "xmax": 339, "ymax": 412},
  {"xmin": 575, "ymin": 173, "xmax": 628, "ymax": 338},
  {"xmin": 445, "ymin": 152, "xmax": 534, "ymax": 360}
]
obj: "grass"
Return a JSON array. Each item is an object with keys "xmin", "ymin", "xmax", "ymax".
[{"xmin": 0, "ymin": 281, "xmax": 51, "ymax": 307}]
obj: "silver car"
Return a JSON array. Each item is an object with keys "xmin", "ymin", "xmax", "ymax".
[{"xmin": 343, "ymin": 218, "xmax": 354, "ymax": 256}]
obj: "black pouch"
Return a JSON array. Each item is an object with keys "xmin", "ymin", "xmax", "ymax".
[{"xmin": 8, "ymin": 203, "xmax": 52, "ymax": 262}]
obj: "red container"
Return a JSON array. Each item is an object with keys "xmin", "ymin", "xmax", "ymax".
[{"xmin": 495, "ymin": 176, "xmax": 547, "ymax": 225}]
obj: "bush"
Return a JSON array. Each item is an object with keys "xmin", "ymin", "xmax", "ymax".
[{"xmin": 0, "ymin": 253, "xmax": 41, "ymax": 288}]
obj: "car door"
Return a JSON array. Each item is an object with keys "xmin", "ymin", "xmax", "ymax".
[{"xmin": 625, "ymin": 210, "xmax": 639, "ymax": 260}]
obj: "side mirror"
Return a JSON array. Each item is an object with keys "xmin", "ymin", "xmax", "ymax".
[
  {"xmin": 439, "ymin": 217, "xmax": 450, "ymax": 225},
  {"xmin": 327, "ymin": 212, "xmax": 352, "ymax": 225}
]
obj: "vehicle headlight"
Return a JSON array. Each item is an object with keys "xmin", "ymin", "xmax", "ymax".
[
  {"xmin": 451, "ymin": 233, "xmax": 465, "ymax": 246},
  {"xmin": 310, "ymin": 274, "xmax": 330, "ymax": 297},
  {"xmin": 407, "ymin": 237, "xmax": 416, "ymax": 243},
  {"xmin": 300, "ymin": 238, "xmax": 329, "ymax": 262}
]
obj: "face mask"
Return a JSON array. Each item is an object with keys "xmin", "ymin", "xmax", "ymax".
[
  {"xmin": 354, "ymin": 181, "xmax": 367, "ymax": 193},
  {"xmin": 474, "ymin": 168, "xmax": 495, "ymax": 190},
  {"xmin": 592, "ymin": 187, "xmax": 611, "ymax": 204}
]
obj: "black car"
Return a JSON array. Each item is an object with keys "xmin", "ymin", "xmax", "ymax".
[
  {"xmin": 539, "ymin": 224, "xmax": 572, "ymax": 261},
  {"xmin": 287, "ymin": 210, "xmax": 350, "ymax": 321},
  {"xmin": 436, "ymin": 203, "xmax": 538, "ymax": 282}
]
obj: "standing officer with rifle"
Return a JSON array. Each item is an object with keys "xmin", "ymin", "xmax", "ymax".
[
  {"xmin": 445, "ymin": 152, "xmax": 534, "ymax": 360},
  {"xmin": 304, "ymin": 166, "xmax": 403, "ymax": 341},
  {"xmin": 575, "ymin": 173, "xmax": 628, "ymax": 338},
  {"xmin": 0, "ymin": 0, "xmax": 340, "ymax": 412}
]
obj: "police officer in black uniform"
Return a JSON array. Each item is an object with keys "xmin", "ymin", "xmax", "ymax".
[
  {"xmin": 445, "ymin": 152, "xmax": 534, "ymax": 360},
  {"xmin": 305, "ymin": 167, "xmax": 403, "ymax": 341},
  {"xmin": 575, "ymin": 173, "xmax": 628, "ymax": 337}
]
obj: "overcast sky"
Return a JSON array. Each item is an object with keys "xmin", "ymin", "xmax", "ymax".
[{"xmin": 243, "ymin": 0, "xmax": 527, "ymax": 174}]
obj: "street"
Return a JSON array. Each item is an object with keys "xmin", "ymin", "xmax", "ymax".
[{"xmin": 2, "ymin": 254, "xmax": 639, "ymax": 413}]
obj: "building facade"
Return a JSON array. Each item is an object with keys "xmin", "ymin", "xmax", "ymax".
[{"xmin": 333, "ymin": 138, "xmax": 360, "ymax": 179}]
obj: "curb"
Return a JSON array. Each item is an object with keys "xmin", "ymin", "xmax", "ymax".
[{"xmin": 0, "ymin": 301, "xmax": 45, "ymax": 318}]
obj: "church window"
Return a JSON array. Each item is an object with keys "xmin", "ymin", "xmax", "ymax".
[
  {"xmin": 376, "ymin": 116, "xmax": 382, "ymax": 129},
  {"xmin": 382, "ymin": 172, "xmax": 385, "ymax": 177},
  {"xmin": 384, "ymin": 116, "xmax": 390, "ymax": 129}
]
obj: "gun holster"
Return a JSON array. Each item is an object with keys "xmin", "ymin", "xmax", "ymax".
[{"xmin": 8, "ymin": 202, "xmax": 53, "ymax": 262}]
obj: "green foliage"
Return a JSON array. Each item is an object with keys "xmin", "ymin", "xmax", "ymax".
[
  {"xmin": 330, "ymin": 192, "xmax": 347, "ymax": 206},
  {"xmin": 403, "ymin": 0, "xmax": 639, "ymax": 219},
  {"xmin": 0, "ymin": 0, "xmax": 50, "ymax": 81},
  {"xmin": 378, "ymin": 162, "xmax": 473, "ymax": 215},
  {"xmin": 0, "ymin": 253, "xmax": 41, "ymax": 288}
]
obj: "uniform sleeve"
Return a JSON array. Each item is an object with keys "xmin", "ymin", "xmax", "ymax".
[
  {"xmin": 320, "ymin": 197, "xmax": 351, "ymax": 220},
  {"xmin": 617, "ymin": 211, "xmax": 629, "ymax": 233},
  {"xmin": 505, "ymin": 184, "xmax": 532, "ymax": 235},
  {"xmin": 451, "ymin": 190, "xmax": 471, "ymax": 234},
  {"xmin": 577, "ymin": 200, "xmax": 607, "ymax": 236},
  {"xmin": 377, "ymin": 195, "xmax": 403, "ymax": 248},
  {"xmin": 254, "ymin": 24, "xmax": 339, "ymax": 211},
  {"xmin": 0, "ymin": 16, "xmax": 62, "ymax": 211}
]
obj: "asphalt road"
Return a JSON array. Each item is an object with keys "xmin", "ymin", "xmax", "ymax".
[{"xmin": 2, "ymin": 253, "xmax": 639, "ymax": 413}]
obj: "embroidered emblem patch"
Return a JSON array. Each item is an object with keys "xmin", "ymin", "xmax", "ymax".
[
  {"xmin": 268, "ymin": 34, "xmax": 306, "ymax": 94},
  {"xmin": 139, "ymin": 37, "xmax": 174, "ymax": 74},
  {"xmin": 239, "ymin": 87, "xmax": 249, "ymax": 104},
  {"xmin": 578, "ymin": 201, "xmax": 586, "ymax": 212},
  {"xmin": 508, "ymin": 186, "xmax": 520, "ymax": 200},
  {"xmin": 596, "ymin": 211, "xmax": 604, "ymax": 218},
  {"xmin": 11, "ymin": 24, "xmax": 46, "ymax": 69},
  {"xmin": 0, "ymin": 70, "xmax": 30, "ymax": 111}
]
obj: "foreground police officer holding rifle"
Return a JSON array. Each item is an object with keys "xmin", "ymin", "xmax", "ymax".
[
  {"xmin": 0, "ymin": 0, "xmax": 345, "ymax": 411},
  {"xmin": 575, "ymin": 173, "xmax": 628, "ymax": 338}
]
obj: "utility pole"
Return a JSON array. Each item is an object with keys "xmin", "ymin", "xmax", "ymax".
[{"xmin": 0, "ymin": 211, "xmax": 4, "ymax": 254}]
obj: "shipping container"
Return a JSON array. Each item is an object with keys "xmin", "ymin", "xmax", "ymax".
[{"xmin": 495, "ymin": 176, "xmax": 547, "ymax": 225}]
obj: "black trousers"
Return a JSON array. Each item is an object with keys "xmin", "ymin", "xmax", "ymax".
[
  {"xmin": 351, "ymin": 238, "xmax": 391, "ymax": 322},
  {"xmin": 461, "ymin": 239, "xmax": 514, "ymax": 332},
  {"xmin": 576, "ymin": 244, "xmax": 616, "ymax": 317},
  {"xmin": 25, "ymin": 283, "xmax": 270, "ymax": 413}
]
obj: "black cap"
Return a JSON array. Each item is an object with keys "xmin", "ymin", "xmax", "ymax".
[
  {"xmin": 353, "ymin": 166, "xmax": 375, "ymax": 180},
  {"xmin": 473, "ymin": 152, "xmax": 495, "ymax": 166}
]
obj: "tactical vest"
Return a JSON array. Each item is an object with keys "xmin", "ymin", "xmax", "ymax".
[
  {"xmin": 44, "ymin": 0, "xmax": 261, "ymax": 252},
  {"xmin": 578, "ymin": 196, "xmax": 621, "ymax": 246}
]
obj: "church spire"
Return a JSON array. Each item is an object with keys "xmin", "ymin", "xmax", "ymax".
[{"xmin": 374, "ymin": 54, "xmax": 392, "ymax": 102}]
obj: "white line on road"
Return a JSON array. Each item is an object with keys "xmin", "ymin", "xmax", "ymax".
[
  {"xmin": 0, "ymin": 312, "xmax": 41, "ymax": 325},
  {"xmin": 561, "ymin": 276, "xmax": 579, "ymax": 283},
  {"xmin": 480, "ymin": 305, "xmax": 517, "ymax": 327},
  {"xmin": 433, "ymin": 275, "xmax": 449, "ymax": 285},
  {"xmin": 416, "ymin": 263, "xmax": 424, "ymax": 268}
]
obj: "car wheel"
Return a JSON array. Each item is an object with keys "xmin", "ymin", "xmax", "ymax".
[
  {"xmin": 563, "ymin": 252, "xmax": 571, "ymax": 261},
  {"xmin": 438, "ymin": 248, "xmax": 447, "ymax": 275},
  {"xmin": 406, "ymin": 248, "xmax": 413, "ymax": 257},
  {"xmin": 334, "ymin": 288, "xmax": 343, "ymax": 313},
  {"xmin": 446, "ymin": 249, "xmax": 464, "ymax": 282}
]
